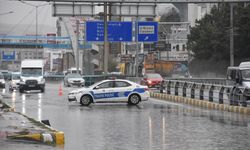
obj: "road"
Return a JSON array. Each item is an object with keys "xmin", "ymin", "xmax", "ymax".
[{"xmin": 1, "ymin": 81, "xmax": 250, "ymax": 150}]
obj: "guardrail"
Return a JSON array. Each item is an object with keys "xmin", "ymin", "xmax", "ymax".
[
  {"xmin": 168, "ymin": 78, "xmax": 227, "ymax": 85},
  {"xmin": 161, "ymin": 80, "xmax": 249, "ymax": 107}
]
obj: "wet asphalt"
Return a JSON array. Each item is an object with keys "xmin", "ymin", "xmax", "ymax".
[{"xmin": 0, "ymin": 81, "xmax": 250, "ymax": 150}]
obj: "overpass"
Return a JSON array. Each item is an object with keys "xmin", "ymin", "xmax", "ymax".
[
  {"xmin": 0, "ymin": 35, "xmax": 91, "ymax": 50},
  {"xmin": 0, "ymin": 35, "xmax": 98, "ymax": 72}
]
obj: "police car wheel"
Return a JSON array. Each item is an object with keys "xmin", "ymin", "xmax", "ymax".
[
  {"xmin": 128, "ymin": 94, "xmax": 140, "ymax": 105},
  {"xmin": 80, "ymin": 95, "xmax": 92, "ymax": 106}
]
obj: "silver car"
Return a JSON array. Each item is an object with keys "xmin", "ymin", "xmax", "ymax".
[{"xmin": 64, "ymin": 73, "xmax": 85, "ymax": 87}]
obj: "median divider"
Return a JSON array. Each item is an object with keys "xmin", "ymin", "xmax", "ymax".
[
  {"xmin": 150, "ymin": 92, "xmax": 250, "ymax": 115},
  {"xmin": 0, "ymin": 99, "xmax": 64, "ymax": 146}
]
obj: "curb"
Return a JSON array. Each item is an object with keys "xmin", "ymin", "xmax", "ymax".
[
  {"xmin": 150, "ymin": 92, "xmax": 250, "ymax": 115},
  {"xmin": 0, "ymin": 99, "xmax": 64, "ymax": 145},
  {"xmin": 8, "ymin": 131, "xmax": 64, "ymax": 145}
]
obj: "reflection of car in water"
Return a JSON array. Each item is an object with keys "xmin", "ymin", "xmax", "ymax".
[
  {"xmin": 140, "ymin": 73, "xmax": 163, "ymax": 88},
  {"xmin": 68, "ymin": 79, "xmax": 149, "ymax": 106},
  {"xmin": 9, "ymin": 72, "xmax": 21, "ymax": 91},
  {"xmin": 0, "ymin": 73, "xmax": 5, "ymax": 88},
  {"xmin": 64, "ymin": 73, "xmax": 85, "ymax": 87}
]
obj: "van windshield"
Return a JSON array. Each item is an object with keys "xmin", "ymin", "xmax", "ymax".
[
  {"xmin": 241, "ymin": 69, "xmax": 250, "ymax": 81},
  {"xmin": 22, "ymin": 68, "xmax": 42, "ymax": 77}
]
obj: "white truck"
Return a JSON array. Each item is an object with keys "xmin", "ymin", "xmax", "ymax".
[{"xmin": 19, "ymin": 59, "xmax": 45, "ymax": 93}]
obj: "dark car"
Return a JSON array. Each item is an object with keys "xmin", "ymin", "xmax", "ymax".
[{"xmin": 140, "ymin": 73, "xmax": 163, "ymax": 88}]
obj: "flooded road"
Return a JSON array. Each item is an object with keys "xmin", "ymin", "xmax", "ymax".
[{"xmin": 1, "ymin": 82, "xmax": 250, "ymax": 150}]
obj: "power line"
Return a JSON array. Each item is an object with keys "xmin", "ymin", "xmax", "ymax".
[{"xmin": 4, "ymin": 7, "xmax": 35, "ymax": 35}]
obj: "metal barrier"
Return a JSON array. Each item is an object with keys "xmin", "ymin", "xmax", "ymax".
[
  {"xmin": 161, "ymin": 80, "xmax": 249, "ymax": 107},
  {"xmin": 168, "ymin": 78, "xmax": 227, "ymax": 85}
]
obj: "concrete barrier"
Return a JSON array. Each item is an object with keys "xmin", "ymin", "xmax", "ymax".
[
  {"xmin": 150, "ymin": 92, "xmax": 250, "ymax": 115},
  {"xmin": 9, "ymin": 132, "xmax": 64, "ymax": 145}
]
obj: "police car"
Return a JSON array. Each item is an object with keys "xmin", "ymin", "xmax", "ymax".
[{"xmin": 68, "ymin": 79, "xmax": 150, "ymax": 106}]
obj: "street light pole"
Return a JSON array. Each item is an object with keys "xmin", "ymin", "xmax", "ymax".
[
  {"xmin": 19, "ymin": 1, "xmax": 50, "ymax": 59},
  {"xmin": 36, "ymin": 6, "xmax": 38, "ymax": 58}
]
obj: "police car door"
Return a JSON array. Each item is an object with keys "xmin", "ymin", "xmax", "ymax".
[
  {"xmin": 114, "ymin": 81, "xmax": 132, "ymax": 101},
  {"xmin": 92, "ymin": 81, "xmax": 115, "ymax": 102}
]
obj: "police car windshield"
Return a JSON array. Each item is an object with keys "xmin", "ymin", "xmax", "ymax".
[{"xmin": 241, "ymin": 69, "xmax": 250, "ymax": 81}]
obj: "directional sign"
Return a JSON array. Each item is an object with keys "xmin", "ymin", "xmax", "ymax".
[
  {"xmin": 2, "ymin": 51, "xmax": 15, "ymax": 61},
  {"xmin": 86, "ymin": 21, "xmax": 133, "ymax": 42},
  {"xmin": 138, "ymin": 22, "xmax": 158, "ymax": 42}
]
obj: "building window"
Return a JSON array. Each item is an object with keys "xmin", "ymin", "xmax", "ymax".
[
  {"xmin": 182, "ymin": 44, "xmax": 186, "ymax": 51},
  {"xmin": 176, "ymin": 45, "xmax": 179, "ymax": 51}
]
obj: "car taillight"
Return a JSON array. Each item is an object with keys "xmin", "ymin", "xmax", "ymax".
[{"xmin": 144, "ymin": 87, "xmax": 149, "ymax": 91}]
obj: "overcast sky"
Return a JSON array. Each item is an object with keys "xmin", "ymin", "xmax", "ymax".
[{"xmin": 0, "ymin": 0, "xmax": 57, "ymax": 35}]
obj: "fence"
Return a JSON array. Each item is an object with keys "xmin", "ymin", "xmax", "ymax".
[{"xmin": 161, "ymin": 80, "xmax": 249, "ymax": 107}]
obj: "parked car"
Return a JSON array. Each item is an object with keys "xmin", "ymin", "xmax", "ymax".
[
  {"xmin": 140, "ymin": 73, "xmax": 163, "ymax": 88},
  {"xmin": 64, "ymin": 73, "xmax": 85, "ymax": 87},
  {"xmin": 9, "ymin": 72, "xmax": 21, "ymax": 91},
  {"xmin": 0, "ymin": 73, "xmax": 5, "ymax": 88},
  {"xmin": 0, "ymin": 70, "xmax": 11, "ymax": 80},
  {"xmin": 68, "ymin": 79, "xmax": 149, "ymax": 106}
]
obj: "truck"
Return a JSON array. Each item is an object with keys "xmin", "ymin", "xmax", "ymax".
[{"xmin": 19, "ymin": 59, "xmax": 45, "ymax": 93}]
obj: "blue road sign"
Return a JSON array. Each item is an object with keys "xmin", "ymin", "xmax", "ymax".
[
  {"xmin": 2, "ymin": 51, "xmax": 15, "ymax": 61},
  {"xmin": 138, "ymin": 22, "xmax": 158, "ymax": 42},
  {"xmin": 86, "ymin": 21, "xmax": 133, "ymax": 42}
]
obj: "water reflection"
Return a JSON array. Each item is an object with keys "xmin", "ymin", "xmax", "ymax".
[
  {"xmin": 148, "ymin": 116, "xmax": 152, "ymax": 150},
  {"xmin": 11, "ymin": 91, "xmax": 16, "ymax": 109},
  {"xmin": 21, "ymin": 94, "xmax": 26, "ymax": 114},
  {"xmin": 38, "ymin": 93, "xmax": 42, "ymax": 121}
]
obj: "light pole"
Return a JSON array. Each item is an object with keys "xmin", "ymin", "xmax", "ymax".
[{"xmin": 19, "ymin": 1, "xmax": 50, "ymax": 58}]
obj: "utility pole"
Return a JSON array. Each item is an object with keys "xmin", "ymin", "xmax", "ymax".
[
  {"xmin": 76, "ymin": 20, "xmax": 80, "ymax": 74},
  {"xmin": 230, "ymin": 3, "xmax": 234, "ymax": 66},
  {"xmin": 103, "ymin": 2, "xmax": 109, "ymax": 75},
  {"xmin": 36, "ymin": 6, "xmax": 38, "ymax": 58}
]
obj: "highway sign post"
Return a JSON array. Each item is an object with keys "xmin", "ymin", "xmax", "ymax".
[{"xmin": 86, "ymin": 21, "xmax": 133, "ymax": 42}]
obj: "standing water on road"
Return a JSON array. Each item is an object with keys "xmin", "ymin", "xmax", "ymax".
[{"xmin": 1, "ymin": 82, "xmax": 250, "ymax": 150}]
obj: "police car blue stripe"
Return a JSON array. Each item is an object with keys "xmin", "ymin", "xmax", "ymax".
[{"xmin": 89, "ymin": 88, "xmax": 145, "ymax": 99}]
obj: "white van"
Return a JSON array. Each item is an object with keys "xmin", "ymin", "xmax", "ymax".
[
  {"xmin": 67, "ymin": 67, "xmax": 82, "ymax": 74},
  {"xmin": 226, "ymin": 62, "xmax": 250, "ymax": 88},
  {"xmin": 19, "ymin": 59, "xmax": 45, "ymax": 93}
]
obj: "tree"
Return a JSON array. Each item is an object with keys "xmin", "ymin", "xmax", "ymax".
[
  {"xmin": 187, "ymin": 4, "xmax": 230, "ymax": 62},
  {"xmin": 187, "ymin": 4, "xmax": 250, "ymax": 76}
]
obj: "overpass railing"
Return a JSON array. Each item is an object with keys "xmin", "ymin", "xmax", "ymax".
[{"xmin": 161, "ymin": 79, "xmax": 249, "ymax": 107}]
